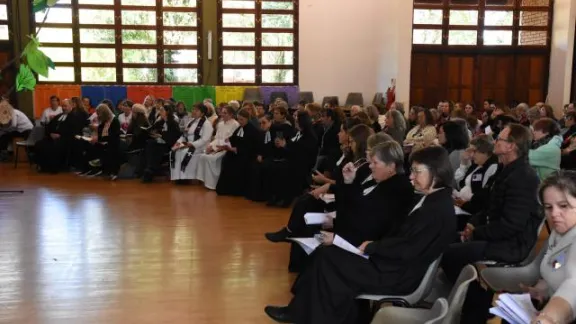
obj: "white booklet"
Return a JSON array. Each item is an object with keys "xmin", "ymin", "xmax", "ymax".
[
  {"xmin": 489, "ymin": 293, "xmax": 537, "ymax": 324},
  {"xmin": 304, "ymin": 212, "xmax": 336, "ymax": 225},
  {"xmin": 288, "ymin": 234, "xmax": 369, "ymax": 259},
  {"xmin": 454, "ymin": 205, "xmax": 471, "ymax": 216}
]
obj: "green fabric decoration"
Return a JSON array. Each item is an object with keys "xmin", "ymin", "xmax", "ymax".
[
  {"xmin": 16, "ymin": 65, "xmax": 36, "ymax": 92},
  {"xmin": 172, "ymin": 86, "xmax": 216, "ymax": 111},
  {"xmin": 22, "ymin": 35, "xmax": 54, "ymax": 77}
]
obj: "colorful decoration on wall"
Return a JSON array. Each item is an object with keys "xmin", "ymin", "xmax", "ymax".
[
  {"xmin": 172, "ymin": 86, "xmax": 216, "ymax": 111},
  {"xmin": 33, "ymin": 84, "xmax": 81, "ymax": 118}
]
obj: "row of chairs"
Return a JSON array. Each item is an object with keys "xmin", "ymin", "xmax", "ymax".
[
  {"xmin": 242, "ymin": 88, "xmax": 386, "ymax": 107},
  {"xmin": 360, "ymin": 218, "xmax": 548, "ymax": 323}
]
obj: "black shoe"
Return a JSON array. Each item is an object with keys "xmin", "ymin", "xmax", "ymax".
[
  {"xmin": 141, "ymin": 171, "xmax": 153, "ymax": 183},
  {"xmin": 264, "ymin": 306, "xmax": 293, "ymax": 323},
  {"xmin": 266, "ymin": 196, "xmax": 278, "ymax": 206},
  {"xmin": 265, "ymin": 227, "xmax": 291, "ymax": 243}
]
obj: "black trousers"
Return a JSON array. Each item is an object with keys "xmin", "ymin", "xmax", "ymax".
[
  {"xmin": 246, "ymin": 158, "xmax": 274, "ymax": 201},
  {"xmin": 138, "ymin": 139, "xmax": 169, "ymax": 175},
  {"xmin": 0, "ymin": 130, "xmax": 31, "ymax": 151}
]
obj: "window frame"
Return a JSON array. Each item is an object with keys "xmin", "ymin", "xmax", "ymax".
[
  {"xmin": 217, "ymin": 0, "xmax": 299, "ymax": 85},
  {"xmin": 34, "ymin": 0, "xmax": 203, "ymax": 85},
  {"xmin": 412, "ymin": 0, "xmax": 553, "ymax": 52}
]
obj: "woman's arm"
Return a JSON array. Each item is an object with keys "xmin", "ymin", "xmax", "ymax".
[
  {"xmin": 190, "ymin": 121, "xmax": 214, "ymax": 149},
  {"xmin": 533, "ymin": 297, "xmax": 573, "ymax": 324}
]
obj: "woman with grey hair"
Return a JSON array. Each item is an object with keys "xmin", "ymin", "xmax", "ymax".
[
  {"xmin": 384, "ymin": 109, "xmax": 406, "ymax": 145},
  {"xmin": 365, "ymin": 105, "xmax": 383, "ymax": 132}
]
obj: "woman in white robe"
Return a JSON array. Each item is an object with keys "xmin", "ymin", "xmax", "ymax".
[
  {"xmin": 196, "ymin": 106, "xmax": 240, "ymax": 190},
  {"xmin": 170, "ymin": 104, "xmax": 213, "ymax": 182}
]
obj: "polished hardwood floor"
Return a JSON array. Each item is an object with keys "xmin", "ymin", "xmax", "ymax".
[{"xmin": 0, "ymin": 165, "xmax": 295, "ymax": 323}]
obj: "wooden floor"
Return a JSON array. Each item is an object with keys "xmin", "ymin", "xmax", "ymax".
[{"xmin": 0, "ymin": 165, "xmax": 295, "ymax": 324}]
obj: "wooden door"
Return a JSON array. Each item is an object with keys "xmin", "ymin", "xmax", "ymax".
[
  {"xmin": 477, "ymin": 55, "xmax": 515, "ymax": 106},
  {"xmin": 410, "ymin": 53, "xmax": 443, "ymax": 108},
  {"xmin": 513, "ymin": 55, "xmax": 547, "ymax": 105},
  {"xmin": 446, "ymin": 55, "xmax": 475, "ymax": 105}
]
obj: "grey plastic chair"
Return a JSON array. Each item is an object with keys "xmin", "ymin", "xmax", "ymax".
[
  {"xmin": 371, "ymin": 265, "xmax": 477, "ymax": 324},
  {"xmin": 481, "ymin": 238, "xmax": 548, "ymax": 293},
  {"xmin": 269, "ymin": 91, "xmax": 288, "ymax": 104},
  {"xmin": 14, "ymin": 125, "xmax": 45, "ymax": 168},
  {"xmin": 345, "ymin": 92, "xmax": 364, "ymax": 107},
  {"xmin": 299, "ymin": 91, "xmax": 314, "ymax": 104},
  {"xmin": 243, "ymin": 88, "xmax": 262, "ymax": 103},
  {"xmin": 357, "ymin": 255, "xmax": 443, "ymax": 307},
  {"xmin": 371, "ymin": 298, "xmax": 449, "ymax": 324}
]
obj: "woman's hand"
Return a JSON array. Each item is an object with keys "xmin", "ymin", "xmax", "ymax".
[
  {"xmin": 257, "ymin": 155, "xmax": 263, "ymax": 163},
  {"xmin": 206, "ymin": 146, "xmax": 214, "ymax": 154},
  {"xmin": 454, "ymin": 198, "xmax": 466, "ymax": 207},
  {"xmin": 50, "ymin": 133, "xmax": 60, "ymax": 140},
  {"xmin": 89, "ymin": 136, "xmax": 98, "ymax": 144},
  {"xmin": 342, "ymin": 162, "xmax": 357, "ymax": 184},
  {"xmin": 459, "ymin": 223, "xmax": 474, "ymax": 242},
  {"xmin": 319, "ymin": 231, "xmax": 334, "ymax": 246},
  {"xmin": 275, "ymin": 138, "xmax": 286, "ymax": 148},
  {"xmin": 310, "ymin": 183, "xmax": 330, "ymax": 199},
  {"xmin": 186, "ymin": 142, "xmax": 195, "ymax": 148},
  {"xmin": 312, "ymin": 171, "xmax": 328, "ymax": 184},
  {"xmin": 322, "ymin": 217, "xmax": 334, "ymax": 230},
  {"xmin": 520, "ymin": 283, "xmax": 547, "ymax": 305},
  {"xmin": 461, "ymin": 148, "xmax": 473, "ymax": 163},
  {"xmin": 358, "ymin": 241, "xmax": 373, "ymax": 253}
]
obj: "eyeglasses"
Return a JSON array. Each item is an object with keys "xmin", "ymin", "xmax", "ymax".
[{"xmin": 410, "ymin": 167, "xmax": 428, "ymax": 174}]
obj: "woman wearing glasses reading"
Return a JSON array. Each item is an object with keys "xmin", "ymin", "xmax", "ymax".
[{"xmin": 264, "ymin": 145, "xmax": 456, "ymax": 324}]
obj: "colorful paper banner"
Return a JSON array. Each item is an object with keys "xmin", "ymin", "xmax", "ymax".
[
  {"xmin": 172, "ymin": 86, "xmax": 216, "ymax": 111},
  {"xmin": 33, "ymin": 84, "xmax": 81, "ymax": 118}
]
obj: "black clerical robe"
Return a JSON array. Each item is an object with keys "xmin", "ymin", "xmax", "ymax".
[{"xmin": 35, "ymin": 113, "xmax": 79, "ymax": 173}]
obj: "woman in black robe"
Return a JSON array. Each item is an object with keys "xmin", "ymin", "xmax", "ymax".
[
  {"xmin": 265, "ymin": 111, "xmax": 318, "ymax": 207},
  {"xmin": 216, "ymin": 108, "xmax": 260, "ymax": 196},
  {"xmin": 264, "ymin": 146, "xmax": 457, "ymax": 324},
  {"xmin": 36, "ymin": 99, "xmax": 82, "ymax": 173},
  {"xmin": 246, "ymin": 115, "xmax": 275, "ymax": 202}
]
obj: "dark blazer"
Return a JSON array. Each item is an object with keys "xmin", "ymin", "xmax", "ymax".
[
  {"xmin": 269, "ymin": 121, "xmax": 295, "ymax": 160},
  {"xmin": 318, "ymin": 121, "xmax": 341, "ymax": 157},
  {"xmin": 45, "ymin": 113, "xmax": 78, "ymax": 142},
  {"xmin": 363, "ymin": 188, "xmax": 456, "ymax": 294},
  {"xmin": 159, "ymin": 119, "xmax": 181, "ymax": 148},
  {"xmin": 334, "ymin": 173, "xmax": 415, "ymax": 246},
  {"xmin": 230, "ymin": 122, "xmax": 260, "ymax": 158},
  {"xmin": 469, "ymin": 158, "xmax": 542, "ymax": 262},
  {"xmin": 97, "ymin": 118, "xmax": 121, "ymax": 148},
  {"xmin": 285, "ymin": 132, "xmax": 318, "ymax": 173}
]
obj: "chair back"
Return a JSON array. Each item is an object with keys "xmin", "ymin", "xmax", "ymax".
[
  {"xmin": 442, "ymin": 265, "xmax": 478, "ymax": 324},
  {"xmin": 269, "ymin": 91, "xmax": 288, "ymax": 104},
  {"xmin": 243, "ymin": 88, "xmax": 262, "ymax": 103},
  {"xmin": 321, "ymin": 96, "xmax": 339, "ymax": 107},
  {"xmin": 425, "ymin": 299, "xmax": 450, "ymax": 324},
  {"xmin": 414, "ymin": 255, "xmax": 444, "ymax": 304},
  {"xmin": 27, "ymin": 126, "xmax": 45, "ymax": 145},
  {"xmin": 299, "ymin": 91, "xmax": 314, "ymax": 104},
  {"xmin": 345, "ymin": 92, "xmax": 364, "ymax": 107},
  {"xmin": 372, "ymin": 92, "xmax": 385, "ymax": 105}
]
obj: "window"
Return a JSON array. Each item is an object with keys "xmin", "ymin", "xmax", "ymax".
[
  {"xmin": 412, "ymin": 0, "xmax": 551, "ymax": 47},
  {"xmin": 218, "ymin": 0, "xmax": 298, "ymax": 85},
  {"xmin": 35, "ymin": 0, "xmax": 201, "ymax": 84},
  {"xmin": 0, "ymin": 0, "xmax": 9, "ymax": 41}
]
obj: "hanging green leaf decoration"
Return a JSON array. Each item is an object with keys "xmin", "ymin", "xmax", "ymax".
[
  {"xmin": 32, "ymin": 0, "xmax": 48, "ymax": 13},
  {"xmin": 21, "ymin": 35, "xmax": 54, "ymax": 77},
  {"xmin": 32, "ymin": 0, "xmax": 59, "ymax": 13},
  {"xmin": 16, "ymin": 65, "xmax": 37, "ymax": 92}
]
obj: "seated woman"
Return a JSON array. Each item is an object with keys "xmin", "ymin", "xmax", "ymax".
[
  {"xmin": 246, "ymin": 115, "xmax": 274, "ymax": 202},
  {"xmin": 0, "ymin": 100, "xmax": 33, "ymax": 160},
  {"xmin": 404, "ymin": 108, "xmax": 437, "ymax": 152},
  {"xmin": 530, "ymin": 117, "xmax": 562, "ymax": 180},
  {"xmin": 170, "ymin": 103, "xmax": 213, "ymax": 184},
  {"xmin": 78, "ymin": 104, "xmax": 121, "ymax": 179},
  {"xmin": 126, "ymin": 104, "xmax": 151, "ymax": 153},
  {"xmin": 196, "ymin": 105, "xmax": 240, "ymax": 190},
  {"xmin": 264, "ymin": 145, "xmax": 456, "ymax": 324},
  {"xmin": 328, "ymin": 140, "xmax": 415, "ymax": 247},
  {"xmin": 314, "ymin": 108, "xmax": 342, "ymax": 171},
  {"xmin": 438, "ymin": 120, "xmax": 470, "ymax": 173},
  {"xmin": 384, "ymin": 109, "xmax": 407, "ymax": 145},
  {"xmin": 453, "ymin": 134, "xmax": 498, "ymax": 216},
  {"xmin": 36, "ymin": 99, "xmax": 83, "ymax": 173},
  {"xmin": 264, "ymin": 119, "xmax": 369, "ymax": 243},
  {"xmin": 117, "ymin": 100, "xmax": 134, "ymax": 133},
  {"xmin": 216, "ymin": 108, "xmax": 260, "ymax": 196},
  {"xmin": 265, "ymin": 111, "xmax": 318, "ymax": 207},
  {"xmin": 140, "ymin": 104, "xmax": 181, "ymax": 183}
]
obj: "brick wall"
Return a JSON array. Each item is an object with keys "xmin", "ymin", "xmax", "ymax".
[{"xmin": 519, "ymin": 7, "xmax": 548, "ymax": 45}]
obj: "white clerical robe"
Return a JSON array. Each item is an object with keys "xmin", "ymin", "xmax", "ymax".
[
  {"xmin": 196, "ymin": 119, "xmax": 240, "ymax": 189},
  {"xmin": 170, "ymin": 117, "xmax": 213, "ymax": 181}
]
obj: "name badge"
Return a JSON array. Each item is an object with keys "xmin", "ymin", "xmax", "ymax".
[
  {"xmin": 472, "ymin": 174, "xmax": 483, "ymax": 182},
  {"xmin": 550, "ymin": 248, "xmax": 569, "ymax": 270}
]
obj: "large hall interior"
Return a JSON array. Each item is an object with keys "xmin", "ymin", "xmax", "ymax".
[{"xmin": 1, "ymin": 0, "xmax": 576, "ymax": 323}]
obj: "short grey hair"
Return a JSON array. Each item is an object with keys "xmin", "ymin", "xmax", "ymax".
[
  {"xmin": 470, "ymin": 134, "xmax": 494, "ymax": 155},
  {"xmin": 527, "ymin": 106, "xmax": 541, "ymax": 124},
  {"xmin": 516, "ymin": 103, "xmax": 530, "ymax": 113},
  {"xmin": 367, "ymin": 132, "xmax": 394, "ymax": 151},
  {"xmin": 228, "ymin": 100, "xmax": 240, "ymax": 110},
  {"xmin": 369, "ymin": 141, "xmax": 405, "ymax": 174},
  {"xmin": 385, "ymin": 109, "xmax": 407, "ymax": 134},
  {"xmin": 392, "ymin": 102, "xmax": 405, "ymax": 115},
  {"xmin": 365, "ymin": 105, "xmax": 380, "ymax": 121}
]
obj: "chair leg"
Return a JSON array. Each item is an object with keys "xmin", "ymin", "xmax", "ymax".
[{"xmin": 13, "ymin": 145, "xmax": 18, "ymax": 169}]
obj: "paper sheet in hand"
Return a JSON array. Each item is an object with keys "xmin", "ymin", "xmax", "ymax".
[
  {"xmin": 304, "ymin": 212, "xmax": 336, "ymax": 225},
  {"xmin": 288, "ymin": 238, "xmax": 321, "ymax": 255},
  {"xmin": 489, "ymin": 293, "xmax": 537, "ymax": 324},
  {"xmin": 75, "ymin": 135, "xmax": 92, "ymax": 142},
  {"xmin": 454, "ymin": 205, "xmax": 471, "ymax": 216},
  {"xmin": 321, "ymin": 194, "xmax": 335, "ymax": 203},
  {"xmin": 333, "ymin": 235, "xmax": 369, "ymax": 259}
]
